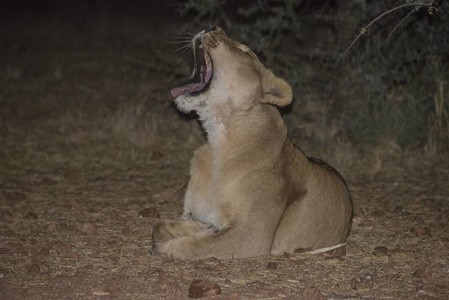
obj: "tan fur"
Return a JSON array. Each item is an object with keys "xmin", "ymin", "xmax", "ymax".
[{"xmin": 150, "ymin": 27, "xmax": 353, "ymax": 259}]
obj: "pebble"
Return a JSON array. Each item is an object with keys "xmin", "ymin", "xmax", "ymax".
[
  {"xmin": 350, "ymin": 274, "xmax": 374, "ymax": 290},
  {"xmin": 80, "ymin": 222, "xmax": 96, "ymax": 234},
  {"xmin": 303, "ymin": 288, "xmax": 324, "ymax": 300},
  {"xmin": 188, "ymin": 280, "xmax": 221, "ymax": 298},
  {"xmin": 413, "ymin": 266, "xmax": 432, "ymax": 279},
  {"xmin": 138, "ymin": 207, "xmax": 160, "ymax": 218},
  {"xmin": 415, "ymin": 227, "xmax": 431, "ymax": 237},
  {"xmin": 266, "ymin": 262, "xmax": 278, "ymax": 270},
  {"xmin": 3, "ymin": 191, "xmax": 27, "ymax": 201}
]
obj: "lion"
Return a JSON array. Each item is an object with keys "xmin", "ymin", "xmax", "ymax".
[{"xmin": 150, "ymin": 26, "xmax": 353, "ymax": 259}]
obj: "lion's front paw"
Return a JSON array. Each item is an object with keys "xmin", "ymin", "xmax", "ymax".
[
  {"xmin": 152, "ymin": 218, "xmax": 210, "ymax": 243},
  {"xmin": 149, "ymin": 237, "xmax": 200, "ymax": 260}
]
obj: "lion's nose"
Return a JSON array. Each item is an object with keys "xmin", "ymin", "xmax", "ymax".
[{"xmin": 205, "ymin": 25, "xmax": 217, "ymax": 33}]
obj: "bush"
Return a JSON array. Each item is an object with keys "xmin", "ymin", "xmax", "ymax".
[{"xmin": 178, "ymin": 0, "xmax": 449, "ymax": 151}]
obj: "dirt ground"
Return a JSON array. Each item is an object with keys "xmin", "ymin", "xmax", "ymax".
[{"xmin": 1, "ymin": 8, "xmax": 449, "ymax": 300}]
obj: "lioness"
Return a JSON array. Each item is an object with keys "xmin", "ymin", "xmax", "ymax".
[{"xmin": 150, "ymin": 26, "xmax": 353, "ymax": 259}]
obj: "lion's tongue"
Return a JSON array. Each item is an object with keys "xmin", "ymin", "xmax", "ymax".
[
  {"xmin": 170, "ymin": 63, "xmax": 212, "ymax": 98},
  {"xmin": 170, "ymin": 83, "xmax": 207, "ymax": 98}
]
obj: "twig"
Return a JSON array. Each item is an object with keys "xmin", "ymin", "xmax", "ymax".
[
  {"xmin": 386, "ymin": 8, "xmax": 416, "ymax": 42},
  {"xmin": 344, "ymin": 2, "xmax": 431, "ymax": 56}
]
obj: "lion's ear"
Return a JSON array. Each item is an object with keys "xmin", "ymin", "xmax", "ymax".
[{"xmin": 261, "ymin": 70, "xmax": 292, "ymax": 107}]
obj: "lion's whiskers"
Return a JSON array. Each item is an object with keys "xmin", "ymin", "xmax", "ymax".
[
  {"xmin": 174, "ymin": 43, "xmax": 192, "ymax": 54},
  {"xmin": 165, "ymin": 35, "xmax": 193, "ymax": 54}
]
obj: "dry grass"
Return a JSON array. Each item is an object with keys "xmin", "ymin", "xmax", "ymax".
[
  {"xmin": 1, "ymin": 121, "xmax": 449, "ymax": 299},
  {"xmin": 426, "ymin": 72, "xmax": 449, "ymax": 158}
]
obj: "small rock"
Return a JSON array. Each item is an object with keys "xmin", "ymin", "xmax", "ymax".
[
  {"xmin": 27, "ymin": 263, "xmax": 40, "ymax": 276},
  {"xmin": 34, "ymin": 247, "xmax": 51, "ymax": 259},
  {"xmin": 266, "ymin": 262, "xmax": 277, "ymax": 270},
  {"xmin": 392, "ymin": 205, "xmax": 403, "ymax": 212},
  {"xmin": 86, "ymin": 237, "xmax": 98, "ymax": 246},
  {"xmin": 195, "ymin": 264, "xmax": 211, "ymax": 274},
  {"xmin": 121, "ymin": 227, "xmax": 133, "ymax": 235},
  {"xmin": 373, "ymin": 246, "xmax": 389, "ymax": 256},
  {"xmin": 44, "ymin": 223, "xmax": 58, "ymax": 232},
  {"xmin": 203, "ymin": 287, "xmax": 222, "ymax": 297},
  {"xmin": 62, "ymin": 242, "xmax": 72, "ymax": 251},
  {"xmin": 151, "ymin": 188, "xmax": 178, "ymax": 203},
  {"xmin": 0, "ymin": 211, "xmax": 13, "ymax": 222},
  {"xmin": 0, "ymin": 268, "xmax": 10, "ymax": 279},
  {"xmin": 3, "ymin": 191, "xmax": 27, "ymax": 201},
  {"xmin": 93, "ymin": 176, "xmax": 106, "ymax": 182},
  {"xmin": 303, "ymin": 288, "xmax": 324, "ymax": 300},
  {"xmin": 181, "ymin": 274, "xmax": 193, "ymax": 283},
  {"xmin": 290, "ymin": 258, "xmax": 306, "ymax": 266},
  {"xmin": 24, "ymin": 212, "xmax": 39, "ymax": 220},
  {"xmin": 151, "ymin": 152, "xmax": 164, "ymax": 160},
  {"xmin": 413, "ymin": 266, "xmax": 432, "ymax": 279},
  {"xmin": 138, "ymin": 208, "xmax": 160, "ymax": 218},
  {"xmin": 410, "ymin": 215, "xmax": 424, "ymax": 224},
  {"xmin": 255, "ymin": 288, "xmax": 286, "ymax": 298},
  {"xmin": 188, "ymin": 280, "xmax": 221, "ymax": 298},
  {"xmin": 80, "ymin": 222, "xmax": 96, "ymax": 234},
  {"xmin": 294, "ymin": 247, "xmax": 313, "ymax": 253},
  {"xmin": 39, "ymin": 177, "xmax": 55, "ymax": 185},
  {"xmin": 415, "ymin": 227, "xmax": 431, "ymax": 237},
  {"xmin": 159, "ymin": 273, "xmax": 177, "ymax": 284},
  {"xmin": 65, "ymin": 169, "xmax": 82, "ymax": 180},
  {"xmin": 76, "ymin": 264, "xmax": 94, "ymax": 275},
  {"xmin": 371, "ymin": 210, "xmax": 384, "ymax": 217},
  {"xmin": 350, "ymin": 274, "xmax": 374, "ymax": 290}
]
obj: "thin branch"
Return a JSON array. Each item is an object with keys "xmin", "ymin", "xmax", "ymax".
[
  {"xmin": 386, "ymin": 9, "xmax": 415, "ymax": 42},
  {"xmin": 344, "ymin": 2, "xmax": 431, "ymax": 56}
]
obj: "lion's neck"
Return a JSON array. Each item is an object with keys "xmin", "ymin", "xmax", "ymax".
[
  {"xmin": 198, "ymin": 103, "xmax": 287, "ymax": 163},
  {"xmin": 198, "ymin": 107, "xmax": 228, "ymax": 149},
  {"xmin": 196, "ymin": 97, "xmax": 234, "ymax": 148}
]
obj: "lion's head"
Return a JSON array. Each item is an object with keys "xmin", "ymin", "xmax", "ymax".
[{"xmin": 171, "ymin": 26, "xmax": 292, "ymax": 115}]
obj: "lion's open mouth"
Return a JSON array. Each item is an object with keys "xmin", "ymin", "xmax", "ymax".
[{"xmin": 170, "ymin": 40, "xmax": 213, "ymax": 98}]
